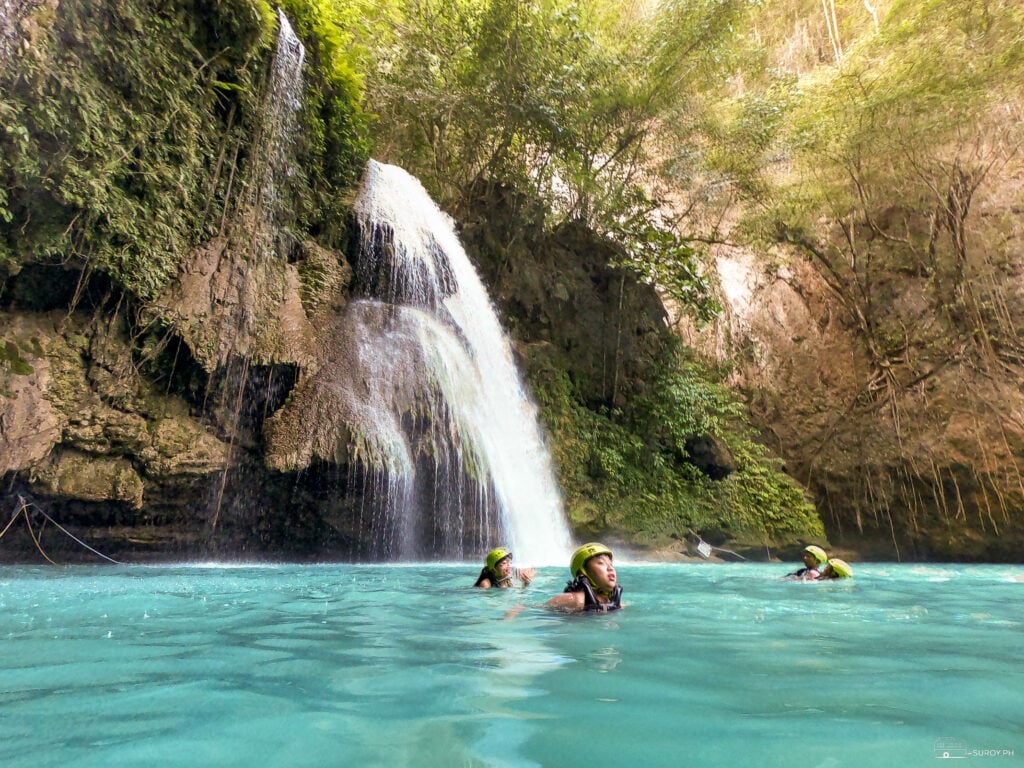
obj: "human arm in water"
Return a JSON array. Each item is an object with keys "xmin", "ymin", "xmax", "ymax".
[
  {"xmin": 546, "ymin": 551, "xmax": 622, "ymax": 612},
  {"xmin": 546, "ymin": 590, "xmax": 586, "ymax": 611}
]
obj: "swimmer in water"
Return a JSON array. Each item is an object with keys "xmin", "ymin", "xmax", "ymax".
[
  {"xmin": 819, "ymin": 558, "xmax": 853, "ymax": 579},
  {"xmin": 473, "ymin": 547, "xmax": 535, "ymax": 589},
  {"xmin": 547, "ymin": 542, "xmax": 623, "ymax": 612},
  {"xmin": 785, "ymin": 545, "xmax": 829, "ymax": 580}
]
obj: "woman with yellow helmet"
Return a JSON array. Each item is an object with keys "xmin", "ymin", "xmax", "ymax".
[
  {"xmin": 546, "ymin": 542, "xmax": 623, "ymax": 612},
  {"xmin": 819, "ymin": 558, "xmax": 853, "ymax": 579},
  {"xmin": 473, "ymin": 547, "xmax": 535, "ymax": 588},
  {"xmin": 785, "ymin": 544, "xmax": 829, "ymax": 580}
]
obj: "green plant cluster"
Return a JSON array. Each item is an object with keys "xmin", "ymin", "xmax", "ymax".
[
  {"xmin": 605, "ymin": 195, "xmax": 722, "ymax": 323},
  {"xmin": 276, "ymin": 0, "xmax": 372, "ymax": 237},
  {"xmin": 531, "ymin": 343, "xmax": 823, "ymax": 552},
  {"xmin": 2, "ymin": 0, "xmax": 239, "ymax": 297},
  {"xmin": 356, "ymin": 0, "xmax": 729, "ymax": 325},
  {"xmin": 1, "ymin": 338, "xmax": 36, "ymax": 376},
  {"xmin": 0, "ymin": 0, "xmax": 369, "ymax": 301},
  {"xmin": 737, "ymin": 0, "xmax": 1024, "ymax": 249}
]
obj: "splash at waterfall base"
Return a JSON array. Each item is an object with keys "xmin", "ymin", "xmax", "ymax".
[{"xmin": 264, "ymin": 161, "xmax": 570, "ymax": 563}]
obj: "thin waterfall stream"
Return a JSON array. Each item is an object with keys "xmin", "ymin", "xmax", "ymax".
[{"xmin": 210, "ymin": 9, "xmax": 307, "ymax": 535}]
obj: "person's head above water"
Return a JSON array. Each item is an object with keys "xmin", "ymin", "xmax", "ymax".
[
  {"xmin": 486, "ymin": 547, "xmax": 512, "ymax": 573},
  {"xmin": 803, "ymin": 545, "xmax": 828, "ymax": 568},
  {"xmin": 785, "ymin": 543, "xmax": 829, "ymax": 580},
  {"xmin": 546, "ymin": 542, "xmax": 622, "ymax": 611},
  {"xmin": 573, "ymin": 544, "xmax": 610, "ymax": 585},
  {"xmin": 820, "ymin": 558, "xmax": 853, "ymax": 579},
  {"xmin": 474, "ymin": 547, "xmax": 534, "ymax": 589}
]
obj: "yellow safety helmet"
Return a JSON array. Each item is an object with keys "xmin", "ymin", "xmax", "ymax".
[
  {"xmin": 827, "ymin": 558, "xmax": 853, "ymax": 578},
  {"xmin": 570, "ymin": 542, "xmax": 613, "ymax": 579},
  {"xmin": 804, "ymin": 545, "xmax": 828, "ymax": 565},
  {"xmin": 485, "ymin": 547, "xmax": 512, "ymax": 572}
]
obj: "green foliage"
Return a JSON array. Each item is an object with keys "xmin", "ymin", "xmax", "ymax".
[
  {"xmin": 778, "ymin": 0, "xmax": 1024, "ymax": 212},
  {"xmin": 645, "ymin": 0, "xmax": 757, "ymax": 98},
  {"xmin": 357, "ymin": 0, "xmax": 730, "ymax": 325},
  {"xmin": 366, "ymin": 0, "xmax": 610, "ymax": 202},
  {"xmin": 279, "ymin": 0, "xmax": 372, "ymax": 227},
  {"xmin": 530, "ymin": 344, "xmax": 823, "ymax": 551},
  {"xmin": 705, "ymin": 75, "xmax": 797, "ymax": 199},
  {"xmin": 1, "ymin": 0, "xmax": 257, "ymax": 298},
  {"xmin": 0, "ymin": 0, "xmax": 369, "ymax": 301},
  {"xmin": 640, "ymin": 0, "xmax": 775, "ymax": 195},
  {"xmin": 736, "ymin": 0, "xmax": 1024, "ymax": 377},
  {"xmin": 1, "ymin": 339, "xmax": 35, "ymax": 376},
  {"xmin": 605, "ymin": 191, "xmax": 721, "ymax": 323}
]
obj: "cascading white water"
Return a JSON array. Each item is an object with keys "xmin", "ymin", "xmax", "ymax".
[
  {"xmin": 234, "ymin": 7, "xmax": 304, "ymax": 233},
  {"xmin": 0, "ymin": 1, "xmax": 15, "ymax": 65},
  {"xmin": 348, "ymin": 160, "xmax": 572, "ymax": 564},
  {"xmin": 259, "ymin": 9, "xmax": 305, "ymax": 220},
  {"xmin": 207, "ymin": 10, "xmax": 307, "ymax": 534}
]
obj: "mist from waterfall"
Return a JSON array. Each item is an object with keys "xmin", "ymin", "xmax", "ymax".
[{"xmin": 345, "ymin": 160, "xmax": 572, "ymax": 564}]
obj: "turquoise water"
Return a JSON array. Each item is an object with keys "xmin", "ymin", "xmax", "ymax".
[{"xmin": 1, "ymin": 563, "xmax": 1021, "ymax": 767}]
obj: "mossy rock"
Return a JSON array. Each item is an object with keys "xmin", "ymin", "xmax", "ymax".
[
  {"xmin": 36, "ymin": 450, "xmax": 144, "ymax": 509},
  {"xmin": 1, "ymin": 339, "xmax": 35, "ymax": 376},
  {"xmin": 140, "ymin": 416, "xmax": 228, "ymax": 476}
]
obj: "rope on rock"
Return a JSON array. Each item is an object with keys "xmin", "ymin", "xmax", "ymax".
[{"xmin": 1, "ymin": 496, "xmax": 125, "ymax": 565}]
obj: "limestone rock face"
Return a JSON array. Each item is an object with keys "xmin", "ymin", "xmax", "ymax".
[
  {"xmin": 141, "ymin": 418, "xmax": 229, "ymax": 477},
  {"xmin": 457, "ymin": 185, "xmax": 669, "ymax": 410},
  {"xmin": 0, "ymin": 307, "xmax": 232, "ymax": 561},
  {"xmin": 35, "ymin": 451, "xmax": 145, "ymax": 509},
  {"xmin": 0, "ymin": 221, "xmax": 366, "ymax": 563},
  {"xmin": 151, "ymin": 237, "xmax": 341, "ymax": 373},
  {"xmin": 0, "ymin": 315, "xmax": 62, "ymax": 473},
  {"xmin": 679, "ymin": 233, "xmax": 1024, "ymax": 561}
]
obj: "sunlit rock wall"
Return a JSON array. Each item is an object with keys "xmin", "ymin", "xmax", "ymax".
[{"xmin": 677, "ymin": 176, "xmax": 1024, "ymax": 561}]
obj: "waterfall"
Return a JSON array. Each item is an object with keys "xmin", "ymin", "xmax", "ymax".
[
  {"xmin": 208, "ymin": 9, "xmax": 306, "ymax": 536},
  {"xmin": 260, "ymin": 9, "xmax": 305, "ymax": 218},
  {"xmin": 345, "ymin": 160, "xmax": 572, "ymax": 564},
  {"xmin": 0, "ymin": 1, "xmax": 14, "ymax": 65},
  {"xmin": 234, "ymin": 7, "xmax": 305, "ymax": 237}
]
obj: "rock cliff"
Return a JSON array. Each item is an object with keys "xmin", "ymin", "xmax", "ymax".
[{"xmin": 679, "ymin": 168, "xmax": 1024, "ymax": 561}]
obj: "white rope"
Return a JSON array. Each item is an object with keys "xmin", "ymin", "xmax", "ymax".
[{"xmin": 15, "ymin": 496, "xmax": 125, "ymax": 565}]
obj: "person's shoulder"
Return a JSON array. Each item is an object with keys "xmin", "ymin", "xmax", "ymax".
[
  {"xmin": 546, "ymin": 590, "xmax": 585, "ymax": 611},
  {"xmin": 475, "ymin": 578, "xmax": 493, "ymax": 589}
]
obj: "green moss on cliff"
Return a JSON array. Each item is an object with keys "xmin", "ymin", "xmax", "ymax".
[
  {"xmin": 0, "ymin": 0, "xmax": 368, "ymax": 299},
  {"xmin": 530, "ymin": 343, "xmax": 824, "ymax": 553},
  {"xmin": 1, "ymin": 339, "xmax": 34, "ymax": 376}
]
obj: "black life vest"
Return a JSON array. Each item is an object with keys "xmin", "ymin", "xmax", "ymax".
[
  {"xmin": 788, "ymin": 566, "xmax": 820, "ymax": 579},
  {"xmin": 563, "ymin": 576, "xmax": 622, "ymax": 611},
  {"xmin": 474, "ymin": 567, "xmax": 513, "ymax": 588}
]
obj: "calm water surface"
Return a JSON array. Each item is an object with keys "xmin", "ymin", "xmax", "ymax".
[{"xmin": 1, "ymin": 562, "xmax": 1021, "ymax": 767}]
